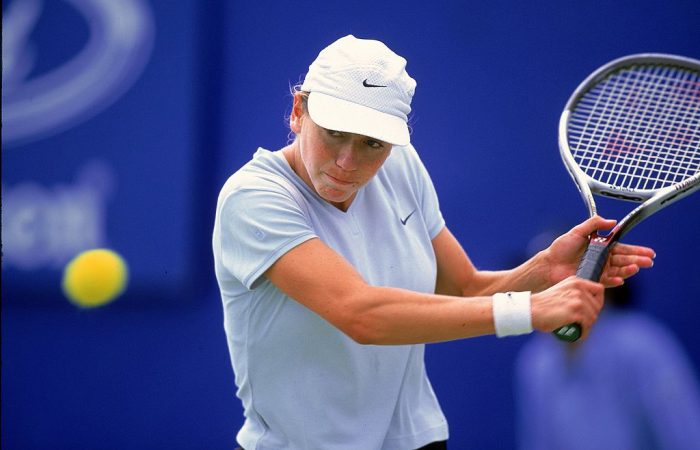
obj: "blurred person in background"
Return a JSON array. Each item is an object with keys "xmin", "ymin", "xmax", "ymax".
[
  {"xmin": 213, "ymin": 35, "xmax": 655, "ymax": 450},
  {"xmin": 516, "ymin": 276, "xmax": 700, "ymax": 450}
]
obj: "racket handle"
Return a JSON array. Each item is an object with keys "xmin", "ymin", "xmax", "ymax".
[
  {"xmin": 553, "ymin": 323, "xmax": 581, "ymax": 342},
  {"xmin": 575, "ymin": 240, "xmax": 611, "ymax": 281},
  {"xmin": 553, "ymin": 240, "xmax": 611, "ymax": 342}
]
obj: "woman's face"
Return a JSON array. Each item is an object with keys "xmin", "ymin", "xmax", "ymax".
[{"xmin": 288, "ymin": 95, "xmax": 392, "ymax": 210}]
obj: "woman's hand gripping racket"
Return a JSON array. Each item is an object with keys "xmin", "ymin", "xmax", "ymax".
[{"xmin": 553, "ymin": 53, "xmax": 700, "ymax": 342}]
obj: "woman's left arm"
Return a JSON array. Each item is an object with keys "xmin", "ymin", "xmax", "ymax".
[{"xmin": 433, "ymin": 216, "xmax": 656, "ymax": 297}]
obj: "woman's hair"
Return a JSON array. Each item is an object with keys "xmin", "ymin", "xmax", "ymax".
[{"xmin": 289, "ymin": 83, "xmax": 309, "ymax": 109}]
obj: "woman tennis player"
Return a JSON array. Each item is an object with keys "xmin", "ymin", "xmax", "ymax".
[{"xmin": 212, "ymin": 35, "xmax": 655, "ymax": 450}]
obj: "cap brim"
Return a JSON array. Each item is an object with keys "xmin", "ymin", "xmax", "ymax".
[{"xmin": 306, "ymin": 92, "xmax": 410, "ymax": 146}]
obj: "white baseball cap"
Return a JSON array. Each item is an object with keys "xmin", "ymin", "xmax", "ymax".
[{"xmin": 300, "ymin": 35, "xmax": 417, "ymax": 146}]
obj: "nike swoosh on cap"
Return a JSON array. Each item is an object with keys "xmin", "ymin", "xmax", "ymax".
[{"xmin": 362, "ymin": 79, "xmax": 387, "ymax": 88}]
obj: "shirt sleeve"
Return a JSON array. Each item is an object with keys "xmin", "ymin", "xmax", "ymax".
[{"xmin": 217, "ymin": 185, "xmax": 317, "ymax": 290}]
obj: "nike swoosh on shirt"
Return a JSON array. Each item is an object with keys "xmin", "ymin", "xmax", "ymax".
[{"xmin": 400, "ymin": 209, "xmax": 416, "ymax": 225}]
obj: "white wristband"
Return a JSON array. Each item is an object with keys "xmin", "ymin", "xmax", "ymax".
[{"xmin": 492, "ymin": 291, "xmax": 533, "ymax": 337}]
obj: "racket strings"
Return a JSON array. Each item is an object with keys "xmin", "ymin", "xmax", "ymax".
[
  {"xmin": 574, "ymin": 67, "xmax": 698, "ymax": 188},
  {"xmin": 568, "ymin": 63, "xmax": 700, "ymax": 191}
]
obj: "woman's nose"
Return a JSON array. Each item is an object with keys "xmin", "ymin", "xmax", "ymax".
[{"xmin": 335, "ymin": 143, "xmax": 359, "ymax": 171}]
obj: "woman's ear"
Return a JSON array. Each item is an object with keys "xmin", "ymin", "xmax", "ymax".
[{"xmin": 290, "ymin": 94, "xmax": 305, "ymax": 134}]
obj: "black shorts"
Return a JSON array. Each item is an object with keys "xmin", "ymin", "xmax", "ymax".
[{"xmin": 417, "ymin": 440, "xmax": 448, "ymax": 450}]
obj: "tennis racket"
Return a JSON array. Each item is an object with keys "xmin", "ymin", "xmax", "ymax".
[{"xmin": 553, "ymin": 53, "xmax": 700, "ymax": 342}]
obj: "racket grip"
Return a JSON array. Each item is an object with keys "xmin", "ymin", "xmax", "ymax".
[
  {"xmin": 553, "ymin": 240, "xmax": 611, "ymax": 342},
  {"xmin": 575, "ymin": 240, "xmax": 611, "ymax": 281},
  {"xmin": 553, "ymin": 323, "xmax": 581, "ymax": 342}
]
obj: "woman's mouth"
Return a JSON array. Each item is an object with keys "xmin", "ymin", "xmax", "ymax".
[{"xmin": 324, "ymin": 172, "xmax": 354, "ymax": 186}]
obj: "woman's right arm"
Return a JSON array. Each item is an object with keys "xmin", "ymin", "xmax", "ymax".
[{"xmin": 264, "ymin": 236, "xmax": 604, "ymax": 345}]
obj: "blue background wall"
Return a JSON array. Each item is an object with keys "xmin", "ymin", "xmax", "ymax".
[{"xmin": 3, "ymin": 0, "xmax": 700, "ymax": 448}]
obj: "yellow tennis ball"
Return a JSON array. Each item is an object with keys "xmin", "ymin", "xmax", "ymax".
[{"xmin": 62, "ymin": 249, "xmax": 129, "ymax": 308}]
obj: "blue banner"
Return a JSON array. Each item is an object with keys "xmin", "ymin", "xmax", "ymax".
[{"xmin": 2, "ymin": 0, "xmax": 210, "ymax": 306}]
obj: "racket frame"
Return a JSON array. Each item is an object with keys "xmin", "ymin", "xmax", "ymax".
[
  {"xmin": 560, "ymin": 53, "xmax": 700, "ymax": 243},
  {"xmin": 554, "ymin": 53, "xmax": 700, "ymax": 341}
]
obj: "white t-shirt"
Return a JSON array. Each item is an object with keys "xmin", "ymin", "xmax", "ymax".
[{"xmin": 212, "ymin": 145, "xmax": 448, "ymax": 450}]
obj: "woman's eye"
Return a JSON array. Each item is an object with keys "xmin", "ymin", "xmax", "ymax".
[{"xmin": 366, "ymin": 140, "xmax": 384, "ymax": 149}]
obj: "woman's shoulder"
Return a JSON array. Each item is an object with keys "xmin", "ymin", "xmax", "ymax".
[
  {"xmin": 381, "ymin": 143, "xmax": 431, "ymax": 186},
  {"xmin": 219, "ymin": 148, "xmax": 295, "ymax": 196}
]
